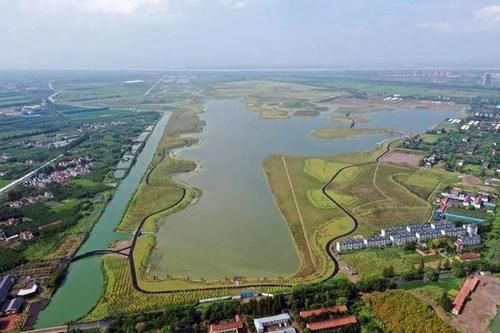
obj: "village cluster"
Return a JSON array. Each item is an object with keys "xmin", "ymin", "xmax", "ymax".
[
  {"xmin": 23, "ymin": 156, "xmax": 93, "ymax": 188},
  {"xmin": 8, "ymin": 191, "xmax": 53, "ymax": 209},
  {"xmin": 0, "ymin": 216, "xmax": 37, "ymax": 244}
]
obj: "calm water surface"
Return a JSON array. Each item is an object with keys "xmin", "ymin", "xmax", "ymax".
[{"xmin": 150, "ymin": 99, "xmax": 463, "ymax": 280}]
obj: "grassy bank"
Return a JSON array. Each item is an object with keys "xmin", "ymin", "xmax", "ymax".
[{"xmin": 312, "ymin": 127, "xmax": 387, "ymax": 139}]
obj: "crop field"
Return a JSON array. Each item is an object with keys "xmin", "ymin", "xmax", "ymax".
[
  {"xmin": 367, "ymin": 290, "xmax": 457, "ymax": 333},
  {"xmin": 86, "ymin": 255, "xmax": 290, "ymax": 319},
  {"xmin": 0, "ymin": 92, "xmax": 33, "ymax": 107}
]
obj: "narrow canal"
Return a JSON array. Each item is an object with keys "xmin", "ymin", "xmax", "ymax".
[{"xmin": 35, "ymin": 112, "xmax": 170, "ymax": 328}]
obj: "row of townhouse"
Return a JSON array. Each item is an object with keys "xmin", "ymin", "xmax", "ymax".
[{"xmin": 336, "ymin": 221, "xmax": 479, "ymax": 253}]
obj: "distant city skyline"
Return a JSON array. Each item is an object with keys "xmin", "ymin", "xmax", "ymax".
[{"xmin": 1, "ymin": 0, "xmax": 500, "ymax": 69}]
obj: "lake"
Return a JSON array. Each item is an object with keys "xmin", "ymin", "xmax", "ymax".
[{"xmin": 149, "ymin": 99, "xmax": 463, "ymax": 280}]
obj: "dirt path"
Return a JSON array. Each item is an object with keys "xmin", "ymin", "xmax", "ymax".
[{"xmin": 281, "ymin": 155, "xmax": 316, "ymax": 270}]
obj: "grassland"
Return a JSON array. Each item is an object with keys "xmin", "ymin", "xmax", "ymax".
[
  {"xmin": 311, "ymin": 127, "xmax": 387, "ymax": 139},
  {"xmin": 367, "ymin": 290, "xmax": 457, "ymax": 333},
  {"xmin": 264, "ymin": 137, "xmax": 462, "ymax": 281},
  {"xmin": 342, "ymin": 248, "xmax": 440, "ymax": 278},
  {"xmin": 263, "ymin": 144, "xmax": 394, "ymax": 282}
]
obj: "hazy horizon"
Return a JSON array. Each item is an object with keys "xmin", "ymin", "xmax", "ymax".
[{"xmin": 1, "ymin": 0, "xmax": 500, "ymax": 70}]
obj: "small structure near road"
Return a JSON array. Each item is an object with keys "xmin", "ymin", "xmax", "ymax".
[
  {"xmin": 209, "ymin": 315, "xmax": 244, "ymax": 333},
  {"xmin": 17, "ymin": 280, "xmax": 39, "ymax": 298},
  {"xmin": 452, "ymin": 276, "xmax": 479, "ymax": 315},
  {"xmin": 254, "ymin": 313, "xmax": 293, "ymax": 333}
]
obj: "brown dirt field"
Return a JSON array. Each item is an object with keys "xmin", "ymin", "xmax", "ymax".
[
  {"xmin": 460, "ymin": 174, "xmax": 483, "ymax": 186},
  {"xmin": 449, "ymin": 275, "xmax": 500, "ymax": 333},
  {"xmin": 381, "ymin": 151, "xmax": 423, "ymax": 167}
]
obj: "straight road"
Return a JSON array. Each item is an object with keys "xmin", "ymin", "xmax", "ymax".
[
  {"xmin": 144, "ymin": 74, "xmax": 168, "ymax": 96},
  {"xmin": 0, "ymin": 154, "xmax": 63, "ymax": 196},
  {"xmin": 281, "ymin": 155, "xmax": 316, "ymax": 270}
]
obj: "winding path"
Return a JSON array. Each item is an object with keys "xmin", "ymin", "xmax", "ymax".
[
  {"xmin": 321, "ymin": 140, "xmax": 395, "ymax": 279},
  {"xmin": 74, "ymin": 139, "xmax": 396, "ymax": 294}
]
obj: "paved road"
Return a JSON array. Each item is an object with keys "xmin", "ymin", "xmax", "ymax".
[
  {"xmin": 281, "ymin": 155, "xmax": 316, "ymax": 270},
  {"xmin": 144, "ymin": 74, "xmax": 168, "ymax": 96},
  {"xmin": 0, "ymin": 154, "xmax": 63, "ymax": 196},
  {"xmin": 48, "ymin": 90, "xmax": 62, "ymax": 103}
]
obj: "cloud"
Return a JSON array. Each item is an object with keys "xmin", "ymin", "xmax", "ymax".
[
  {"xmin": 416, "ymin": 21, "xmax": 451, "ymax": 33},
  {"xmin": 475, "ymin": 5, "xmax": 500, "ymax": 22},
  {"xmin": 39, "ymin": 0, "xmax": 162, "ymax": 15}
]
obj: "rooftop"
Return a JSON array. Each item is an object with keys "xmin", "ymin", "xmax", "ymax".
[
  {"xmin": 306, "ymin": 315, "xmax": 357, "ymax": 331},
  {"xmin": 299, "ymin": 305, "xmax": 348, "ymax": 318},
  {"xmin": 453, "ymin": 276, "xmax": 479, "ymax": 314}
]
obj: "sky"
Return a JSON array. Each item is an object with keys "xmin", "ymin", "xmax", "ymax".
[{"xmin": 1, "ymin": 0, "xmax": 500, "ymax": 69}]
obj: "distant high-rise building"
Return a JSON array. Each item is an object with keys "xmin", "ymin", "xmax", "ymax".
[{"xmin": 483, "ymin": 73, "xmax": 492, "ymax": 86}]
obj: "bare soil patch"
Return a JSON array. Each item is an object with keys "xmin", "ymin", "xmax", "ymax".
[
  {"xmin": 381, "ymin": 151, "xmax": 423, "ymax": 167},
  {"xmin": 449, "ymin": 275, "xmax": 500, "ymax": 333}
]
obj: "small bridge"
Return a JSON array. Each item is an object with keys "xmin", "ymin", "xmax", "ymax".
[{"xmin": 70, "ymin": 246, "xmax": 131, "ymax": 262}]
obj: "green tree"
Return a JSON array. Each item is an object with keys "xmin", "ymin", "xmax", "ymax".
[{"xmin": 451, "ymin": 262, "xmax": 466, "ymax": 278}]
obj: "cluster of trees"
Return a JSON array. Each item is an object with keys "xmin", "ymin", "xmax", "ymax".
[
  {"xmin": 0, "ymin": 247, "xmax": 26, "ymax": 272},
  {"xmin": 106, "ymin": 277, "xmax": 396, "ymax": 333}
]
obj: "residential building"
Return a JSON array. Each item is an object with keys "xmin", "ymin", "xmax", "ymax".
[
  {"xmin": 463, "ymin": 224, "xmax": 478, "ymax": 236},
  {"xmin": 415, "ymin": 230, "xmax": 442, "ymax": 241},
  {"xmin": 4, "ymin": 298, "xmax": 24, "ymax": 315},
  {"xmin": 336, "ymin": 239, "xmax": 365, "ymax": 253},
  {"xmin": 254, "ymin": 313, "xmax": 292, "ymax": 333},
  {"xmin": 363, "ymin": 236, "xmax": 391, "ymax": 248},
  {"xmin": 389, "ymin": 232, "xmax": 416, "ymax": 246},
  {"xmin": 455, "ymin": 236, "xmax": 481, "ymax": 252},
  {"xmin": 406, "ymin": 224, "xmax": 432, "ymax": 233},
  {"xmin": 430, "ymin": 221, "xmax": 455, "ymax": 230},
  {"xmin": 380, "ymin": 226, "xmax": 408, "ymax": 237},
  {"xmin": 0, "ymin": 275, "xmax": 15, "ymax": 304},
  {"xmin": 440, "ymin": 227, "xmax": 467, "ymax": 238},
  {"xmin": 306, "ymin": 315, "xmax": 358, "ymax": 332}
]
